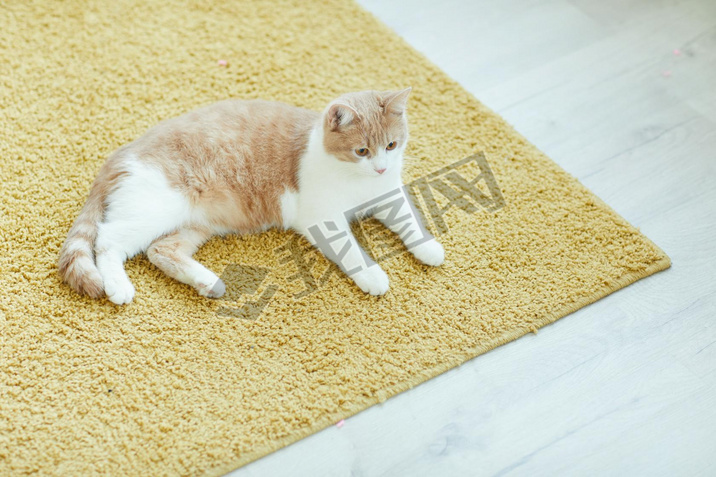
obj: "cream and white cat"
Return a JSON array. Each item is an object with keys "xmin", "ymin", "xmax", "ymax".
[{"xmin": 59, "ymin": 88, "xmax": 444, "ymax": 305}]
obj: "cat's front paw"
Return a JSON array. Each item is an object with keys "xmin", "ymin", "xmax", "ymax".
[
  {"xmin": 351, "ymin": 265, "xmax": 390, "ymax": 296},
  {"xmin": 410, "ymin": 239, "xmax": 445, "ymax": 266}
]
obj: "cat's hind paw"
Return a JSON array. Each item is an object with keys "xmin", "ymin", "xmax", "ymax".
[
  {"xmin": 197, "ymin": 277, "xmax": 226, "ymax": 299},
  {"xmin": 351, "ymin": 265, "xmax": 390, "ymax": 296},
  {"xmin": 410, "ymin": 239, "xmax": 445, "ymax": 266},
  {"xmin": 104, "ymin": 275, "xmax": 136, "ymax": 305}
]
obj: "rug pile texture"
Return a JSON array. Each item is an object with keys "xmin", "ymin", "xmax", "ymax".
[{"xmin": 0, "ymin": 0, "xmax": 669, "ymax": 474}]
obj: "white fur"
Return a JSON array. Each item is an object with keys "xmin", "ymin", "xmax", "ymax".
[
  {"xmin": 295, "ymin": 128, "xmax": 404, "ymax": 216},
  {"xmin": 95, "ymin": 156, "xmax": 206, "ymax": 304},
  {"xmin": 97, "ymin": 157, "xmax": 202, "ymax": 255},
  {"xmin": 288, "ymin": 126, "xmax": 444, "ymax": 295},
  {"xmin": 279, "ymin": 189, "xmax": 299, "ymax": 228},
  {"xmin": 351, "ymin": 266, "xmax": 390, "ymax": 295}
]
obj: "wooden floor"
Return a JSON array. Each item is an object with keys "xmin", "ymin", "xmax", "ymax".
[{"xmin": 230, "ymin": 1, "xmax": 716, "ymax": 475}]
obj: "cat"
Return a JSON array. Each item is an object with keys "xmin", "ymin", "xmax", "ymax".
[{"xmin": 58, "ymin": 88, "xmax": 445, "ymax": 305}]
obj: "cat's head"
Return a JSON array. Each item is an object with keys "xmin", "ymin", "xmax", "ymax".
[{"xmin": 322, "ymin": 88, "xmax": 411, "ymax": 177}]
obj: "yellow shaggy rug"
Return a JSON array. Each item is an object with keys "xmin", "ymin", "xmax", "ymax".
[{"xmin": 0, "ymin": 0, "xmax": 670, "ymax": 475}]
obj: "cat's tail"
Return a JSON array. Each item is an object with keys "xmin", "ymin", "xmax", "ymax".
[{"xmin": 58, "ymin": 153, "xmax": 127, "ymax": 298}]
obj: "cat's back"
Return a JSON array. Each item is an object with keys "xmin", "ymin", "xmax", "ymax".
[
  {"xmin": 182, "ymin": 99, "xmax": 319, "ymax": 136},
  {"xmin": 120, "ymin": 99, "xmax": 320, "ymax": 231},
  {"xmin": 133, "ymin": 98, "xmax": 320, "ymax": 166},
  {"xmin": 151, "ymin": 98, "xmax": 318, "ymax": 142}
]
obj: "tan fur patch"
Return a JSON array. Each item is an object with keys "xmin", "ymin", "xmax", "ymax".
[
  {"xmin": 147, "ymin": 227, "xmax": 211, "ymax": 280},
  {"xmin": 323, "ymin": 89, "xmax": 410, "ymax": 163},
  {"xmin": 134, "ymin": 100, "xmax": 318, "ymax": 232}
]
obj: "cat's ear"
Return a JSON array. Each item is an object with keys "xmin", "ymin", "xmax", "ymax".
[
  {"xmin": 326, "ymin": 101, "xmax": 358, "ymax": 131},
  {"xmin": 383, "ymin": 87, "xmax": 412, "ymax": 116}
]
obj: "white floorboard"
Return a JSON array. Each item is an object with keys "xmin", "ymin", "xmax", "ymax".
[{"xmin": 228, "ymin": 1, "xmax": 716, "ymax": 475}]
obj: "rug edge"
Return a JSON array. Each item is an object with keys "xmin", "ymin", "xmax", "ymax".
[
  {"xmin": 205, "ymin": 1, "xmax": 675, "ymax": 473},
  {"xmin": 209, "ymin": 255, "xmax": 671, "ymax": 476},
  {"xmin": 206, "ymin": 1, "xmax": 676, "ymax": 473}
]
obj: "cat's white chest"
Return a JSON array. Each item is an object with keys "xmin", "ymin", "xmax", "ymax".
[{"xmin": 287, "ymin": 128, "xmax": 403, "ymax": 230}]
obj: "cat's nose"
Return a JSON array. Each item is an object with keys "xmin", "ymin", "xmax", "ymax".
[{"xmin": 375, "ymin": 168, "xmax": 386, "ymax": 174}]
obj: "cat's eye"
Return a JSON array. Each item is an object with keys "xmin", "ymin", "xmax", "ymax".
[
  {"xmin": 355, "ymin": 148, "xmax": 369, "ymax": 157},
  {"xmin": 386, "ymin": 141, "xmax": 397, "ymax": 151}
]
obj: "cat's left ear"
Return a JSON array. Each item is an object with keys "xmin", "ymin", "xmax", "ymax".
[
  {"xmin": 327, "ymin": 101, "xmax": 359, "ymax": 131},
  {"xmin": 383, "ymin": 87, "xmax": 412, "ymax": 116}
]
